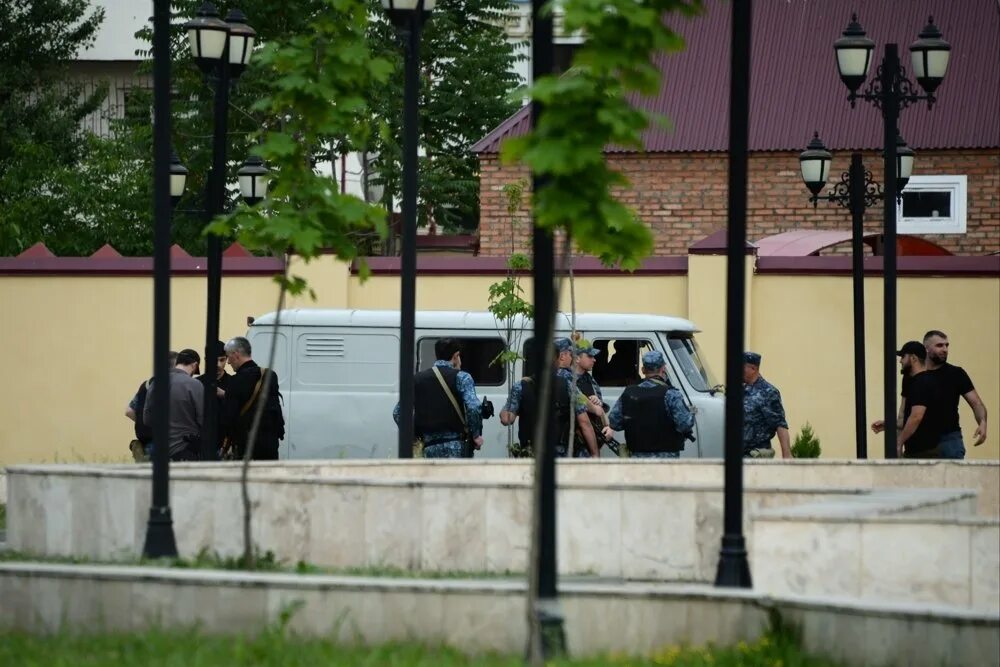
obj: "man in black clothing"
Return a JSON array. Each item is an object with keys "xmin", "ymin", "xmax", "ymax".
[
  {"xmin": 896, "ymin": 331, "xmax": 988, "ymax": 460},
  {"xmin": 920, "ymin": 330, "xmax": 987, "ymax": 458},
  {"xmin": 221, "ymin": 336, "xmax": 284, "ymax": 460},
  {"xmin": 874, "ymin": 341, "xmax": 942, "ymax": 458}
]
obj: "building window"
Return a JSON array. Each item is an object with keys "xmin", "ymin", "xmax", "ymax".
[{"xmin": 897, "ymin": 175, "xmax": 967, "ymax": 234}]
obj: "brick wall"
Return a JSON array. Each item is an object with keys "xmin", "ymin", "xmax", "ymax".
[{"xmin": 478, "ymin": 149, "xmax": 1000, "ymax": 256}]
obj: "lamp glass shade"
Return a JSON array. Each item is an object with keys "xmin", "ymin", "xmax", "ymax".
[
  {"xmin": 185, "ymin": 5, "xmax": 229, "ymax": 61},
  {"xmin": 834, "ymin": 14, "xmax": 874, "ymax": 92},
  {"xmin": 229, "ymin": 34, "xmax": 255, "ymax": 66},
  {"xmin": 170, "ymin": 172, "xmax": 188, "ymax": 199},
  {"xmin": 381, "ymin": 0, "xmax": 436, "ymax": 11},
  {"xmin": 799, "ymin": 133, "xmax": 833, "ymax": 196},
  {"xmin": 910, "ymin": 16, "xmax": 950, "ymax": 94},
  {"xmin": 225, "ymin": 10, "xmax": 256, "ymax": 68}
]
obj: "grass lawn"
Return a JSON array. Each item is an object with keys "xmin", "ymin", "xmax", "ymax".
[{"xmin": 0, "ymin": 629, "xmax": 844, "ymax": 666}]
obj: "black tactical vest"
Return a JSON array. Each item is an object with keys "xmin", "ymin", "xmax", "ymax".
[
  {"xmin": 620, "ymin": 379, "xmax": 684, "ymax": 453},
  {"xmin": 517, "ymin": 373, "xmax": 571, "ymax": 452},
  {"xmin": 577, "ymin": 372, "xmax": 597, "ymax": 398},
  {"xmin": 414, "ymin": 366, "xmax": 464, "ymax": 435}
]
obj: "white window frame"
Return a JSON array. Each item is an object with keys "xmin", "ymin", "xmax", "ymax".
[{"xmin": 897, "ymin": 174, "xmax": 967, "ymax": 234}]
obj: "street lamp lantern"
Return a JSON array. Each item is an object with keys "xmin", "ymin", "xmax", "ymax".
[
  {"xmin": 910, "ymin": 16, "xmax": 951, "ymax": 95},
  {"xmin": 381, "ymin": 0, "xmax": 435, "ymax": 26},
  {"xmin": 834, "ymin": 14, "xmax": 875, "ymax": 94},
  {"xmin": 799, "ymin": 132, "xmax": 833, "ymax": 196},
  {"xmin": 169, "ymin": 149, "xmax": 189, "ymax": 205},
  {"xmin": 224, "ymin": 9, "xmax": 256, "ymax": 78},
  {"xmin": 185, "ymin": 3, "xmax": 229, "ymax": 69},
  {"xmin": 895, "ymin": 134, "xmax": 915, "ymax": 191},
  {"xmin": 380, "ymin": 0, "xmax": 436, "ymax": 11},
  {"xmin": 238, "ymin": 155, "xmax": 268, "ymax": 205}
]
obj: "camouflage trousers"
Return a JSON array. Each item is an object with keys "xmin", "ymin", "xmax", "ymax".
[
  {"xmin": 631, "ymin": 451, "xmax": 680, "ymax": 459},
  {"xmin": 423, "ymin": 441, "xmax": 465, "ymax": 458}
]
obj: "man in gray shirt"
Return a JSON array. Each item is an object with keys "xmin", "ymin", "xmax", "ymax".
[{"xmin": 143, "ymin": 349, "xmax": 204, "ymax": 461}]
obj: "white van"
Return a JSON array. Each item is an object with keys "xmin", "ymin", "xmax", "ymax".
[{"xmin": 245, "ymin": 309, "xmax": 724, "ymax": 459}]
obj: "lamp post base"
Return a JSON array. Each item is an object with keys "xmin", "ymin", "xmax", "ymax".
[
  {"xmin": 714, "ymin": 534, "xmax": 752, "ymax": 588},
  {"xmin": 142, "ymin": 507, "xmax": 178, "ymax": 559},
  {"xmin": 528, "ymin": 598, "xmax": 567, "ymax": 661}
]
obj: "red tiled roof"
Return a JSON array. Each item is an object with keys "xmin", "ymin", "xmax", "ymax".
[{"xmin": 473, "ymin": 0, "xmax": 1000, "ymax": 154}]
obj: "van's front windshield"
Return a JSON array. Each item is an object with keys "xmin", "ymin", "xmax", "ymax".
[{"xmin": 666, "ymin": 334, "xmax": 720, "ymax": 393}]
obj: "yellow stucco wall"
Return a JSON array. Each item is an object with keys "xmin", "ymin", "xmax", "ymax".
[
  {"xmin": 0, "ymin": 255, "xmax": 995, "ymax": 465},
  {"xmin": 751, "ymin": 273, "xmax": 1000, "ymax": 461}
]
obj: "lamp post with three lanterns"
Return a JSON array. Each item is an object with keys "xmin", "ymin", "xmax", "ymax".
[{"xmin": 831, "ymin": 14, "xmax": 950, "ymax": 457}]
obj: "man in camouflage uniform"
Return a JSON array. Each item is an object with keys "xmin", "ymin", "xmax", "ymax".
[
  {"xmin": 575, "ymin": 338, "xmax": 620, "ymax": 456},
  {"xmin": 500, "ymin": 338, "xmax": 598, "ymax": 458},
  {"xmin": 742, "ymin": 351, "xmax": 791, "ymax": 459},
  {"xmin": 603, "ymin": 350, "xmax": 694, "ymax": 459},
  {"xmin": 394, "ymin": 338, "xmax": 483, "ymax": 458}
]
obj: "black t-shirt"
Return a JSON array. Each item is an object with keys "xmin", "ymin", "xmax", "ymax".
[
  {"xmin": 903, "ymin": 371, "xmax": 945, "ymax": 453},
  {"xmin": 901, "ymin": 363, "xmax": 973, "ymax": 434}
]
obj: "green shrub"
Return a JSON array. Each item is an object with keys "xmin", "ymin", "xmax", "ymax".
[{"xmin": 792, "ymin": 423, "xmax": 821, "ymax": 458}]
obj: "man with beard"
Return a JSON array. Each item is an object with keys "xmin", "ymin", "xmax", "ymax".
[
  {"xmin": 873, "ymin": 341, "xmax": 943, "ymax": 458},
  {"xmin": 912, "ymin": 330, "xmax": 988, "ymax": 459}
]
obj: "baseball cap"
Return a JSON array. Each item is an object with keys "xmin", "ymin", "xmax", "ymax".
[
  {"xmin": 743, "ymin": 351, "xmax": 762, "ymax": 366},
  {"xmin": 896, "ymin": 341, "xmax": 927, "ymax": 360},
  {"xmin": 575, "ymin": 338, "xmax": 600, "ymax": 357},
  {"xmin": 554, "ymin": 337, "xmax": 574, "ymax": 355},
  {"xmin": 642, "ymin": 350, "xmax": 666, "ymax": 369}
]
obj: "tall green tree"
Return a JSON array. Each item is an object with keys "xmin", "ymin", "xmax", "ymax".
[
  {"xmin": 0, "ymin": 0, "xmax": 105, "ymax": 255},
  {"xmin": 367, "ymin": 0, "xmax": 523, "ymax": 232},
  {"xmin": 1, "ymin": 0, "xmax": 522, "ymax": 256}
]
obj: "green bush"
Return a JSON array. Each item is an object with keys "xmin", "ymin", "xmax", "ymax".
[{"xmin": 791, "ymin": 423, "xmax": 821, "ymax": 458}]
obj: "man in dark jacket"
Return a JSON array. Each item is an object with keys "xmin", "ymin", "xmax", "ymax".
[{"xmin": 221, "ymin": 336, "xmax": 283, "ymax": 460}]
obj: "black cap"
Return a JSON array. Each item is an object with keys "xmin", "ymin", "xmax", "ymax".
[{"xmin": 896, "ymin": 341, "xmax": 926, "ymax": 360}]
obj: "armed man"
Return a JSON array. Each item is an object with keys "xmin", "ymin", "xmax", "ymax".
[
  {"xmin": 574, "ymin": 338, "xmax": 621, "ymax": 456},
  {"xmin": 602, "ymin": 350, "xmax": 694, "ymax": 459},
  {"xmin": 394, "ymin": 337, "xmax": 484, "ymax": 458},
  {"xmin": 500, "ymin": 338, "xmax": 599, "ymax": 458}
]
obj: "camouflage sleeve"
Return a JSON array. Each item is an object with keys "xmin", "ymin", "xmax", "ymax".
[
  {"xmin": 457, "ymin": 371, "xmax": 482, "ymax": 437},
  {"xmin": 567, "ymin": 376, "xmax": 587, "ymax": 415},
  {"xmin": 503, "ymin": 382, "xmax": 522, "ymax": 414},
  {"xmin": 664, "ymin": 388, "xmax": 694, "ymax": 434},
  {"xmin": 607, "ymin": 397, "xmax": 625, "ymax": 431},
  {"xmin": 392, "ymin": 401, "xmax": 401, "ymax": 426},
  {"xmin": 762, "ymin": 385, "xmax": 788, "ymax": 431}
]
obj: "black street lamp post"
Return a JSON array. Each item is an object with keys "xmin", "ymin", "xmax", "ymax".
[
  {"xmin": 182, "ymin": 3, "xmax": 259, "ymax": 460},
  {"xmin": 144, "ymin": 0, "xmax": 179, "ymax": 559},
  {"xmin": 383, "ymin": 0, "xmax": 435, "ymax": 459},
  {"xmin": 714, "ymin": 0, "xmax": 753, "ymax": 590},
  {"xmin": 799, "ymin": 132, "xmax": 915, "ymax": 460},
  {"xmin": 833, "ymin": 14, "xmax": 949, "ymax": 458}
]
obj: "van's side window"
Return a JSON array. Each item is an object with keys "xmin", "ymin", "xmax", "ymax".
[
  {"xmin": 591, "ymin": 339, "xmax": 654, "ymax": 387},
  {"xmin": 417, "ymin": 337, "xmax": 506, "ymax": 386}
]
